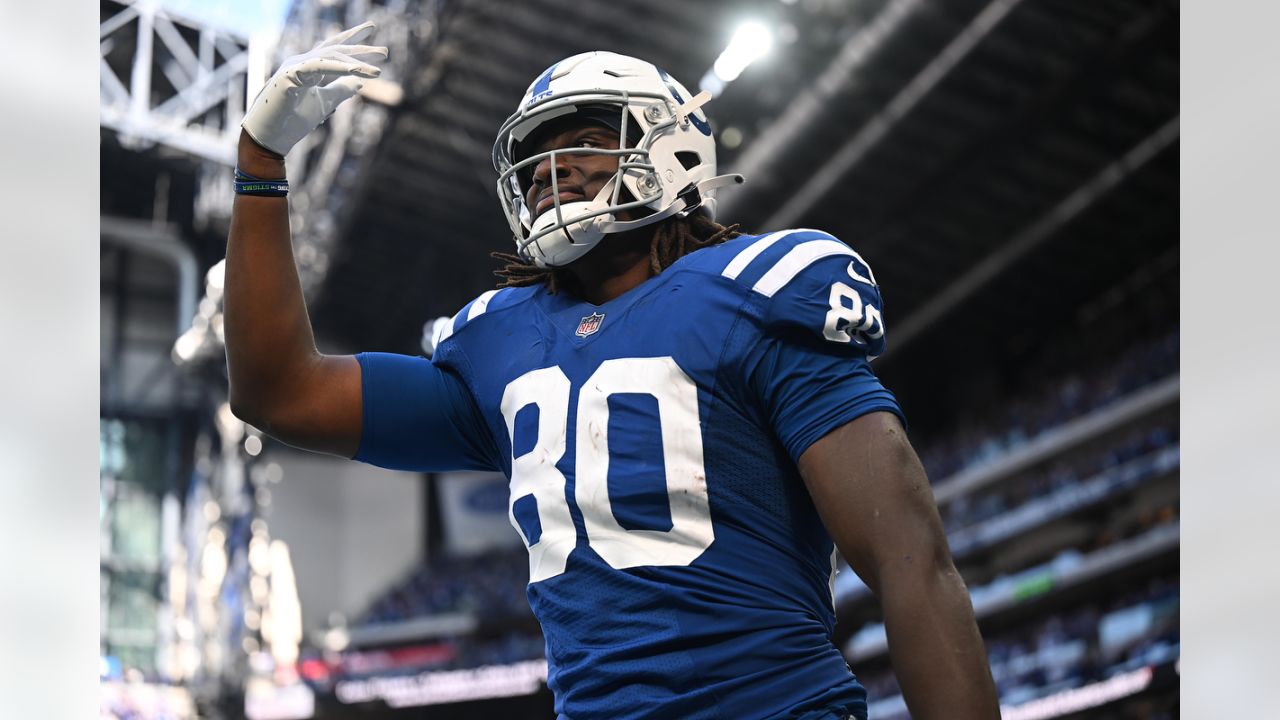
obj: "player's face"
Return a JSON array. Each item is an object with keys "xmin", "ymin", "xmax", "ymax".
[{"xmin": 524, "ymin": 124, "xmax": 623, "ymax": 220}]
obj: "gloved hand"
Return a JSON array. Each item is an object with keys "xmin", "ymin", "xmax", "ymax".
[{"xmin": 242, "ymin": 22, "xmax": 388, "ymax": 157}]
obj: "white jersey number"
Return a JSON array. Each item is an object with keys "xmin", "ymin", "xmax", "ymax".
[
  {"xmin": 823, "ymin": 281, "xmax": 885, "ymax": 345},
  {"xmin": 500, "ymin": 357, "xmax": 713, "ymax": 583}
]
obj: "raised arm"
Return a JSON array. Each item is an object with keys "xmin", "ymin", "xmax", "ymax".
[
  {"xmin": 798, "ymin": 411, "xmax": 1000, "ymax": 719},
  {"xmin": 224, "ymin": 24, "xmax": 386, "ymax": 457},
  {"xmin": 225, "ymin": 132, "xmax": 361, "ymax": 456}
]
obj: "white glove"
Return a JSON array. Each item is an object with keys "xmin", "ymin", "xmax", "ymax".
[{"xmin": 242, "ymin": 22, "xmax": 388, "ymax": 157}]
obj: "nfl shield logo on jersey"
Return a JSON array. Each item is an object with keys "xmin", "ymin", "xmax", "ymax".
[{"xmin": 576, "ymin": 312, "xmax": 605, "ymax": 337}]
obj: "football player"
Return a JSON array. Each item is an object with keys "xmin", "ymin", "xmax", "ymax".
[{"xmin": 227, "ymin": 22, "xmax": 1000, "ymax": 720}]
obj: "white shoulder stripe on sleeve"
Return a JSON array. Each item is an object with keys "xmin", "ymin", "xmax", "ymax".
[
  {"xmin": 752, "ymin": 239, "xmax": 855, "ymax": 297},
  {"xmin": 467, "ymin": 289, "xmax": 501, "ymax": 321},
  {"xmin": 435, "ymin": 313, "xmax": 458, "ymax": 346},
  {"xmin": 721, "ymin": 228, "xmax": 832, "ymax": 280},
  {"xmin": 437, "ymin": 289, "xmax": 501, "ymax": 347}
]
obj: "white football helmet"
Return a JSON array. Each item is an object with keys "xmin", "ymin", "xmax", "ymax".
[{"xmin": 493, "ymin": 51, "xmax": 744, "ymax": 268}]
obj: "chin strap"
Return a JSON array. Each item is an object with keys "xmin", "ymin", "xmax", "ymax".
[
  {"xmin": 595, "ymin": 173, "xmax": 745, "ymax": 233},
  {"xmin": 695, "ymin": 173, "xmax": 746, "ymax": 194}
]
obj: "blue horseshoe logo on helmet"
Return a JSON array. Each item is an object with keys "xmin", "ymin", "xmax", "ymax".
[{"xmin": 528, "ymin": 62, "xmax": 558, "ymax": 106}]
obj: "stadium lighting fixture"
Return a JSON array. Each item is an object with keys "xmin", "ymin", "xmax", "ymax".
[
  {"xmin": 172, "ymin": 326, "xmax": 206, "ymax": 364},
  {"xmin": 268, "ymin": 540, "xmax": 304, "ymax": 666},
  {"xmin": 206, "ymin": 259, "xmax": 225, "ymax": 294},
  {"xmin": 700, "ymin": 21, "xmax": 775, "ymax": 97},
  {"xmin": 324, "ymin": 626, "xmax": 351, "ymax": 653}
]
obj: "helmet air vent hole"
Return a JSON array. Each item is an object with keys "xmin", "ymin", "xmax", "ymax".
[{"xmin": 675, "ymin": 151, "xmax": 700, "ymax": 170}]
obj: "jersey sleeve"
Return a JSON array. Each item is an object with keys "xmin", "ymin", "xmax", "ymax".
[
  {"xmin": 354, "ymin": 351, "xmax": 501, "ymax": 472},
  {"xmin": 730, "ymin": 230, "xmax": 906, "ymax": 462},
  {"xmin": 756, "ymin": 233, "xmax": 888, "ymax": 359}
]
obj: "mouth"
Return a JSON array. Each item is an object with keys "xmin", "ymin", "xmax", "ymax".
[{"xmin": 535, "ymin": 190, "xmax": 585, "ymax": 217}]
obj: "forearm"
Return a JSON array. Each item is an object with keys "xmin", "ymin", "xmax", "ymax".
[
  {"xmin": 879, "ymin": 557, "xmax": 1000, "ymax": 719},
  {"xmin": 224, "ymin": 131, "xmax": 321, "ymax": 423}
]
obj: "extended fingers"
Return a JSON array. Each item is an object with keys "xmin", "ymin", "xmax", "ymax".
[
  {"xmin": 315, "ymin": 21, "xmax": 376, "ymax": 49},
  {"xmin": 329, "ymin": 44, "xmax": 389, "ymax": 62},
  {"xmin": 288, "ymin": 57, "xmax": 382, "ymax": 85}
]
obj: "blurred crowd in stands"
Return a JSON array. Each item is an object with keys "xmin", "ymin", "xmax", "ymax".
[
  {"xmin": 943, "ymin": 420, "xmax": 1178, "ymax": 536},
  {"xmin": 858, "ymin": 574, "xmax": 1178, "ymax": 712},
  {"xmin": 918, "ymin": 328, "xmax": 1178, "ymax": 483},
  {"xmin": 848, "ymin": 489, "xmax": 1178, "ymax": 657},
  {"xmin": 837, "ymin": 413, "xmax": 1179, "ymax": 606},
  {"xmin": 453, "ymin": 632, "xmax": 546, "ymax": 669},
  {"xmin": 302, "ymin": 631, "xmax": 546, "ymax": 684},
  {"xmin": 362, "ymin": 547, "xmax": 532, "ymax": 625},
  {"xmin": 100, "ymin": 681, "xmax": 197, "ymax": 720},
  {"xmin": 314, "ymin": 547, "xmax": 544, "ymax": 682}
]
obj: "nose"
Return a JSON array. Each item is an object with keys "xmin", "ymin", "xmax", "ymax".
[{"xmin": 531, "ymin": 150, "xmax": 572, "ymax": 187}]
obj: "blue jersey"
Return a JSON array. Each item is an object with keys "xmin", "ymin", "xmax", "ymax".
[{"xmin": 356, "ymin": 228, "xmax": 904, "ymax": 720}]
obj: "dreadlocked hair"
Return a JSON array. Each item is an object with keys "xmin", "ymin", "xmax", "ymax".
[{"xmin": 491, "ymin": 213, "xmax": 744, "ymax": 293}]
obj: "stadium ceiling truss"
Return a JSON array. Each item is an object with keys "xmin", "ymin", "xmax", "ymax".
[
  {"xmin": 101, "ymin": 0, "xmax": 436, "ymax": 366},
  {"xmin": 100, "ymin": 0, "xmax": 256, "ymax": 166}
]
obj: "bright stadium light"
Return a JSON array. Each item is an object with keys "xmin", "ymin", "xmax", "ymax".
[
  {"xmin": 700, "ymin": 21, "xmax": 776, "ymax": 97},
  {"xmin": 205, "ymin": 259, "xmax": 225, "ymax": 294},
  {"xmin": 715, "ymin": 22, "xmax": 774, "ymax": 81}
]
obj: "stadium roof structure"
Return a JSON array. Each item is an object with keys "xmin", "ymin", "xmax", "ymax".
[{"xmin": 306, "ymin": 0, "xmax": 1176, "ymax": 432}]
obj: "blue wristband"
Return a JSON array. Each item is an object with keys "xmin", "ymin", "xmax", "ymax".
[{"xmin": 234, "ymin": 168, "xmax": 288, "ymax": 197}]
